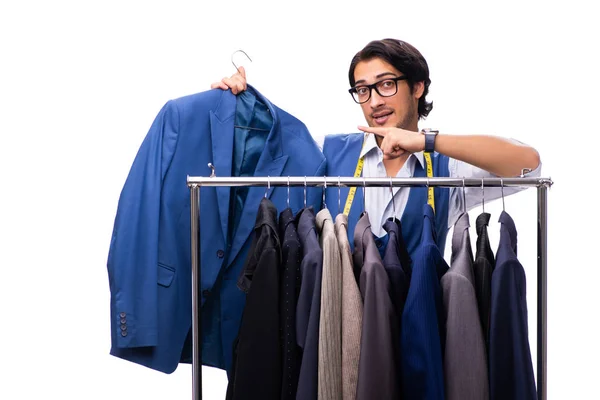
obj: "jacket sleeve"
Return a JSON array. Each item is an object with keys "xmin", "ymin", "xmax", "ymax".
[{"xmin": 107, "ymin": 100, "xmax": 179, "ymax": 348}]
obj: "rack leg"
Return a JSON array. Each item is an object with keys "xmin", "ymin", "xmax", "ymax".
[
  {"xmin": 191, "ymin": 185, "xmax": 202, "ymax": 400},
  {"xmin": 537, "ymin": 186, "xmax": 548, "ymax": 400}
]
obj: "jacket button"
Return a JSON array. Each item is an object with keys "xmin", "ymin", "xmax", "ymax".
[
  {"xmin": 202, "ymin": 289, "xmax": 211, "ymax": 297},
  {"xmin": 120, "ymin": 318, "xmax": 126, "ymax": 324},
  {"xmin": 217, "ymin": 250, "xmax": 225, "ymax": 258},
  {"xmin": 121, "ymin": 331, "xmax": 128, "ymax": 337},
  {"xmin": 120, "ymin": 324, "xmax": 127, "ymax": 331},
  {"xmin": 119, "ymin": 312, "xmax": 126, "ymax": 318}
]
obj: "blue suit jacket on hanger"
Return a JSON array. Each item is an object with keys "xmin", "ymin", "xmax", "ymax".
[{"xmin": 107, "ymin": 86, "xmax": 326, "ymax": 374}]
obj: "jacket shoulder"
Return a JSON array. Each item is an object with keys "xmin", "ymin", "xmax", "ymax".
[
  {"xmin": 323, "ymin": 133, "xmax": 363, "ymax": 153},
  {"xmin": 324, "ymin": 132, "xmax": 362, "ymax": 144}
]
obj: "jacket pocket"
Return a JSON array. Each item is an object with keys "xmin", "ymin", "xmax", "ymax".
[{"xmin": 157, "ymin": 263, "xmax": 176, "ymax": 287}]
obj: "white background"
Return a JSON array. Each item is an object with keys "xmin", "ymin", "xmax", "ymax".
[{"xmin": 1, "ymin": 0, "xmax": 598, "ymax": 398}]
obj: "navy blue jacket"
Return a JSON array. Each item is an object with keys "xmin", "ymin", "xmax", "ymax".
[
  {"xmin": 295, "ymin": 207, "xmax": 323, "ymax": 400},
  {"xmin": 489, "ymin": 211, "xmax": 537, "ymax": 400},
  {"xmin": 401, "ymin": 204, "xmax": 448, "ymax": 400}
]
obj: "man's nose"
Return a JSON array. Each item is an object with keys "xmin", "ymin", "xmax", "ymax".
[{"xmin": 369, "ymin": 89, "xmax": 384, "ymax": 108}]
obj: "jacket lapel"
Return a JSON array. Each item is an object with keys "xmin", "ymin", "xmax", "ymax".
[
  {"xmin": 227, "ymin": 150, "xmax": 288, "ymax": 266},
  {"xmin": 210, "ymin": 110, "xmax": 234, "ymax": 242}
]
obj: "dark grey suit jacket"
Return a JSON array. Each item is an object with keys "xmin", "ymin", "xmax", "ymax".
[
  {"xmin": 353, "ymin": 213, "xmax": 400, "ymax": 400},
  {"xmin": 441, "ymin": 212, "xmax": 489, "ymax": 399},
  {"xmin": 474, "ymin": 212, "xmax": 495, "ymax": 348}
]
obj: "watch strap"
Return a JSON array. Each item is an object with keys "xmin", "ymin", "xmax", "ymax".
[{"xmin": 422, "ymin": 128, "xmax": 439, "ymax": 153}]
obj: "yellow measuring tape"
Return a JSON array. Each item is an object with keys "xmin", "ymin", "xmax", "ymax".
[
  {"xmin": 423, "ymin": 152, "xmax": 435, "ymax": 212},
  {"xmin": 343, "ymin": 136, "xmax": 435, "ymax": 215},
  {"xmin": 343, "ymin": 141, "xmax": 366, "ymax": 216}
]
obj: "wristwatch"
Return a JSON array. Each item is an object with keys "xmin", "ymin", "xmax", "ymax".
[{"xmin": 421, "ymin": 128, "xmax": 439, "ymax": 153}]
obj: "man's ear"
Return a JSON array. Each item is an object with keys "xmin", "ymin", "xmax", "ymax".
[{"xmin": 413, "ymin": 81, "xmax": 425, "ymax": 100}]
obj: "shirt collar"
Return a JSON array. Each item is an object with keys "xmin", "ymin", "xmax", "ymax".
[
  {"xmin": 358, "ymin": 132, "xmax": 426, "ymax": 169},
  {"xmin": 254, "ymin": 197, "xmax": 279, "ymax": 234},
  {"xmin": 359, "ymin": 132, "xmax": 379, "ymax": 159}
]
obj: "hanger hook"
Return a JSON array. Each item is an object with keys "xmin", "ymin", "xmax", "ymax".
[
  {"xmin": 232, "ymin": 49, "xmax": 252, "ymax": 74},
  {"xmin": 390, "ymin": 176, "xmax": 396, "ymax": 219},
  {"xmin": 304, "ymin": 176, "xmax": 307, "ymax": 208},
  {"xmin": 462, "ymin": 177, "xmax": 467, "ymax": 214},
  {"xmin": 363, "ymin": 175, "xmax": 366, "ymax": 212},
  {"xmin": 481, "ymin": 178, "xmax": 485, "ymax": 213},
  {"xmin": 264, "ymin": 175, "xmax": 270, "ymax": 198},
  {"xmin": 287, "ymin": 176, "xmax": 290, "ymax": 209},
  {"xmin": 338, "ymin": 176, "xmax": 342, "ymax": 215},
  {"xmin": 208, "ymin": 163, "xmax": 216, "ymax": 178},
  {"xmin": 501, "ymin": 177, "xmax": 505, "ymax": 211},
  {"xmin": 322, "ymin": 176, "xmax": 327, "ymax": 209}
]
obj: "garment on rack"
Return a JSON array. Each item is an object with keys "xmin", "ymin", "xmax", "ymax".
[
  {"xmin": 279, "ymin": 207, "xmax": 302, "ymax": 400},
  {"xmin": 316, "ymin": 208, "xmax": 343, "ymax": 400},
  {"xmin": 321, "ymin": 132, "xmax": 541, "ymax": 251},
  {"xmin": 379, "ymin": 217, "xmax": 412, "ymax": 398},
  {"xmin": 296, "ymin": 207, "xmax": 323, "ymax": 400},
  {"xmin": 441, "ymin": 212, "xmax": 489, "ymax": 400},
  {"xmin": 474, "ymin": 212, "xmax": 495, "ymax": 349},
  {"xmin": 354, "ymin": 213, "xmax": 400, "ymax": 400},
  {"xmin": 106, "ymin": 85, "xmax": 326, "ymax": 375},
  {"xmin": 401, "ymin": 204, "xmax": 448, "ymax": 400},
  {"xmin": 334, "ymin": 214, "xmax": 363, "ymax": 400},
  {"xmin": 322, "ymin": 133, "xmax": 450, "ymax": 257},
  {"xmin": 489, "ymin": 211, "xmax": 537, "ymax": 400},
  {"xmin": 381, "ymin": 218, "xmax": 412, "ymax": 326},
  {"xmin": 226, "ymin": 198, "xmax": 282, "ymax": 400}
]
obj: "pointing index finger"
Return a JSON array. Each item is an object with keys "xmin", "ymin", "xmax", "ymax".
[{"xmin": 358, "ymin": 125, "xmax": 386, "ymax": 137}]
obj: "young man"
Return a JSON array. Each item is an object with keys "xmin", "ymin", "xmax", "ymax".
[{"xmin": 212, "ymin": 38, "xmax": 541, "ymax": 253}]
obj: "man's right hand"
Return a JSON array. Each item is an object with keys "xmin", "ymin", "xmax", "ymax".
[{"xmin": 210, "ymin": 66, "xmax": 247, "ymax": 95}]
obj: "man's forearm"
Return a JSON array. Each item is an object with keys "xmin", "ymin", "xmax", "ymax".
[{"xmin": 434, "ymin": 134, "xmax": 541, "ymax": 177}]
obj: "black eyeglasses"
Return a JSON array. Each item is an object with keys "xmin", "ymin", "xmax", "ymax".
[{"xmin": 348, "ymin": 76, "xmax": 408, "ymax": 104}]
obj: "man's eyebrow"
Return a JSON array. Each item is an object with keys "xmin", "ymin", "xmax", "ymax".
[{"xmin": 354, "ymin": 72, "xmax": 398, "ymax": 85}]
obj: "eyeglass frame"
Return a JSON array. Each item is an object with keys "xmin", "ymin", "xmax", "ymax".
[{"xmin": 348, "ymin": 76, "xmax": 409, "ymax": 104}]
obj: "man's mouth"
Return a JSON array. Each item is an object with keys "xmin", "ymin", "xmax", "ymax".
[{"xmin": 372, "ymin": 111, "xmax": 393, "ymax": 126}]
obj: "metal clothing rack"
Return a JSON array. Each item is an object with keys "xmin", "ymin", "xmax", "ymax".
[{"xmin": 187, "ymin": 174, "xmax": 553, "ymax": 400}]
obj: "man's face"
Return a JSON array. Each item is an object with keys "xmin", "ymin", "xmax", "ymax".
[{"xmin": 353, "ymin": 58, "xmax": 423, "ymax": 130}]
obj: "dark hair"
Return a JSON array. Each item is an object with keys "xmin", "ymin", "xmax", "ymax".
[{"xmin": 348, "ymin": 38, "xmax": 433, "ymax": 119}]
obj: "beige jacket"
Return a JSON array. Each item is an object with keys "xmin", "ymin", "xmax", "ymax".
[
  {"xmin": 316, "ymin": 209, "xmax": 343, "ymax": 400},
  {"xmin": 335, "ymin": 213, "xmax": 363, "ymax": 400}
]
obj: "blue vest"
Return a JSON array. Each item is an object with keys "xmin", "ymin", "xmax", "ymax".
[{"xmin": 323, "ymin": 133, "xmax": 450, "ymax": 258}]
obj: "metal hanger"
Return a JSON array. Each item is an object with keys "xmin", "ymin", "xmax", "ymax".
[
  {"xmin": 462, "ymin": 177, "xmax": 467, "ymax": 214},
  {"xmin": 231, "ymin": 50, "xmax": 252, "ymax": 74},
  {"xmin": 338, "ymin": 176, "xmax": 342, "ymax": 215},
  {"xmin": 264, "ymin": 176, "xmax": 270, "ymax": 198},
  {"xmin": 208, "ymin": 163, "xmax": 216, "ymax": 177},
  {"xmin": 322, "ymin": 176, "xmax": 327, "ymax": 209},
  {"xmin": 230, "ymin": 49, "xmax": 271, "ymax": 130},
  {"xmin": 520, "ymin": 168, "xmax": 532, "ymax": 177},
  {"xmin": 363, "ymin": 175, "xmax": 367, "ymax": 213},
  {"xmin": 481, "ymin": 178, "xmax": 485, "ymax": 213},
  {"xmin": 304, "ymin": 176, "xmax": 307, "ymax": 208},
  {"xmin": 389, "ymin": 176, "xmax": 397, "ymax": 220},
  {"xmin": 501, "ymin": 177, "xmax": 506, "ymax": 211},
  {"xmin": 287, "ymin": 176, "xmax": 290, "ymax": 209}
]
